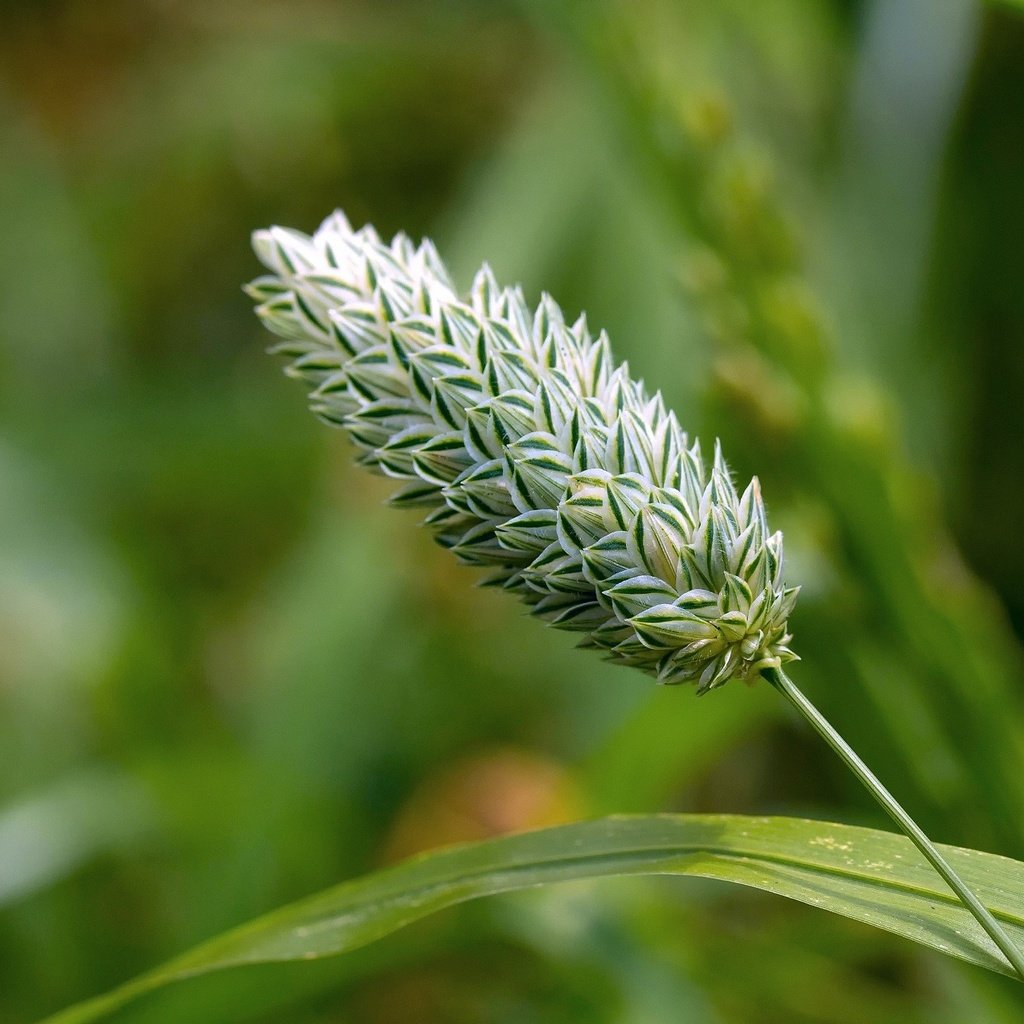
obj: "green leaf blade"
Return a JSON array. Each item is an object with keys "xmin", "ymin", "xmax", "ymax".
[{"xmin": 40, "ymin": 814, "xmax": 1024, "ymax": 1023}]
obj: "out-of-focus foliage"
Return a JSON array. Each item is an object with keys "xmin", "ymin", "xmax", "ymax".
[{"xmin": 1, "ymin": 1, "xmax": 1023, "ymax": 1021}]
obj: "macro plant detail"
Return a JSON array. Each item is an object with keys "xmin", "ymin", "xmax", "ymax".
[
  {"xmin": 245, "ymin": 212, "xmax": 798, "ymax": 693},
  {"xmin": 29, "ymin": 206, "xmax": 1024, "ymax": 1024},
  {"xmin": 10, "ymin": 1, "xmax": 1024, "ymax": 1019},
  {"xmin": 244, "ymin": 211, "xmax": 1024, "ymax": 984}
]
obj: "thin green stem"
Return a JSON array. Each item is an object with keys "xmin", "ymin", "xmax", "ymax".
[{"xmin": 763, "ymin": 666, "xmax": 1024, "ymax": 981}]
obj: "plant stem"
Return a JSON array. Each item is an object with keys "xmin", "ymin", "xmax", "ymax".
[{"xmin": 763, "ymin": 666, "xmax": 1024, "ymax": 981}]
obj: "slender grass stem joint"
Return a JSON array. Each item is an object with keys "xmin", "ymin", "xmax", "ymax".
[
  {"xmin": 764, "ymin": 666, "xmax": 1024, "ymax": 981},
  {"xmin": 246, "ymin": 212, "xmax": 798, "ymax": 691}
]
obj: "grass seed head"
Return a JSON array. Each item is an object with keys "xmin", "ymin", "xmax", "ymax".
[{"xmin": 247, "ymin": 211, "xmax": 798, "ymax": 692}]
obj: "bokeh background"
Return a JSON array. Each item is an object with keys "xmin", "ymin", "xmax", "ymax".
[{"xmin": 3, "ymin": 0, "xmax": 1024, "ymax": 1021}]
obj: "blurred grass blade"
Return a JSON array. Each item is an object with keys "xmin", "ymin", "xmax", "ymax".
[
  {"xmin": 0, "ymin": 770, "xmax": 154, "ymax": 907},
  {"xmin": 41, "ymin": 814, "xmax": 1024, "ymax": 1022}
]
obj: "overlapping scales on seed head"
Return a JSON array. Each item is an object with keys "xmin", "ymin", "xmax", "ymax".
[{"xmin": 246, "ymin": 211, "xmax": 798, "ymax": 691}]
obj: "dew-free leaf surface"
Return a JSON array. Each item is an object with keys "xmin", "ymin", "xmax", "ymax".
[{"xmin": 41, "ymin": 814, "xmax": 1024, "ymax": 1023}]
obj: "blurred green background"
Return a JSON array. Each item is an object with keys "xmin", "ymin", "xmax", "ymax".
[{"xmin": 3, "ymin": 0, "xmax": 1024, "ymax": 1021}]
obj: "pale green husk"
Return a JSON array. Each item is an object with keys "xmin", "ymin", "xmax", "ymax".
[{"xmin": 246, "ymin": 212, "xmax": 798, "ymax": 691}]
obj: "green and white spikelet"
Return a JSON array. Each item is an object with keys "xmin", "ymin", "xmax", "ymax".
[{"xmin": 246, "ymin": 211, "xmax": 798, "ymax": 692}]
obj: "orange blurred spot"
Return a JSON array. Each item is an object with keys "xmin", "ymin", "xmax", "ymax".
[{"xmin": 382, "ymin": 747, "xmax": 581, "ymax": 863}]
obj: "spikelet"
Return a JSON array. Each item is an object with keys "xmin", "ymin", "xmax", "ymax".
[{"xmin": 245, "ymin": 211, "xmax": 798, "ymax": 692}]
